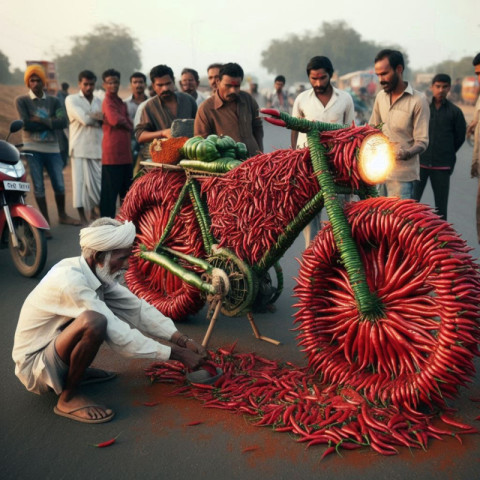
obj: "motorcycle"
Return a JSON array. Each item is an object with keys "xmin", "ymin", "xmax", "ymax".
[{"xmin": 0, "ymin": 120, "xmax": 49, "ymax": 277}]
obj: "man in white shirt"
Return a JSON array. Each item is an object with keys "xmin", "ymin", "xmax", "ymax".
[
  {"xmin": 291, "ymin": 56, "xmax": 355, "ymax": 247},
  {"xmin": 12, "ymin": 218, "xmax": 207, "ymax": 423},
  {"xmin": 65, "ymin": 70, "xmax": 103, "ymax": 224}
]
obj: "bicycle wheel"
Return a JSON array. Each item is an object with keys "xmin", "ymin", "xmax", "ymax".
[
  {"xmin": 8, "ymin": 217, "xmax": 47, "ymax": 277},
  {"xmin": 120, "ymin": 170, "xmax": 206, "ymax": 321},
  {"xmin": 294, "ymin": 197, "xmax": 480, "ymax": 409}
]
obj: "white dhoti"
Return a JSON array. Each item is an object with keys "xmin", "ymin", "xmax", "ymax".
[{"xmin": 71, "ymin": 157, "xmax": 102, "ymax": 210}]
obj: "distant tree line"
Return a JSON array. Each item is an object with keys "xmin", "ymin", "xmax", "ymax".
[
  {"xmin": 0, "ymin": 24, "xmax": 141, "ymax": 87},
  {"xmin": 261, "ymin": 21, "xmax": 477, "ymax": 84},
  {"xmin": 54, "ymin": 24, "xmax": 142, "ymax": 85},
  {"xmin": 0, "ymin": 50, "xmax": 25, "ymax": 84},
  {"xmin": 0, "ymin": 22, "xmax": 476, "ymax": 87},
  {"xmin": 261, "ymin": 21, "xmax": 407, "ymax": 82},
  {"xmin": 424, "ymin": 56, "xmax": 477, "ymax": 80}
]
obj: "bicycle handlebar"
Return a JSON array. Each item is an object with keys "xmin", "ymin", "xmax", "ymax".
[{"xmin": 261, "ymin": 108, "xmax": 348, "ymax": 133}]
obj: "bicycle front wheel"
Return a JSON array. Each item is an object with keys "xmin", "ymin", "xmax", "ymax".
[{"xmin": 294, "ymin": 197, "xmax": 480, "ymax": 409}]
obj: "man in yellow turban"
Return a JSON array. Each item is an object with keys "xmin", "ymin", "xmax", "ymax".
[
  {"xmin": 13, "ymin": 217, "xmax": 207, "ymax": 423},
  {"xmin": 15, "ymin": 64, "xmax": 80, "ymax": 237}
]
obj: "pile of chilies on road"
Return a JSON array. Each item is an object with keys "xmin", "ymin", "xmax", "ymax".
[{"xmin": 142, "ymin": 126, "xmax": 480, "ymax": 457}]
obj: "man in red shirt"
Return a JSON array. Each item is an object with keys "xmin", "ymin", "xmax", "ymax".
[{"xmin": 100, "ymin": 69, "xmax": 133, "ymax": 218}]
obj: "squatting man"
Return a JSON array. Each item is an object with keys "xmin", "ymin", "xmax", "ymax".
[{"xmin": 12, "ymin": 218, "xmax": 207, "ymax": 423}]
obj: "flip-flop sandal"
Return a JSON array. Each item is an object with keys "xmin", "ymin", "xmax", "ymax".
[
  {"xmin": 80, "ymin": 369, "xmax": 117, "ymax": 386},
  {"xmin": 53, "ymin": 405, "xmax": 115, "ymax": 424}
]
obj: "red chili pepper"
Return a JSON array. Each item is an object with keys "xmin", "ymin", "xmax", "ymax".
[
  {"xmin": 242, "ymin": 446, "xmax": 259, "ymax": 453},
  {"xmin": 143, "ymin": 401, "xmax": 160, "ymax": 407},
  {"xmin": 185, "ymin": 421, "xmax": 203, "ymax": 426},
  {"xmin": 92, "ymin": 433, "xmax": 121, "ymax": 448}
]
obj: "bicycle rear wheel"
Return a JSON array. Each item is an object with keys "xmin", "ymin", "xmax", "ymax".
[{"xmin": 121, "ymin": 170, "xmax": 206, "ymax": 321}]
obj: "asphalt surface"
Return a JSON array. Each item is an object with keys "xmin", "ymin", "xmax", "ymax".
[{"xmin": 1, "ymin": 120, "xmax": 480, "ymax": 480}]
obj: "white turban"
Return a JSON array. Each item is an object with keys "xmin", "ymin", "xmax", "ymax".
[{"xmin": 79, "ymin": 221, "xmax": 136, "ymax": 251}]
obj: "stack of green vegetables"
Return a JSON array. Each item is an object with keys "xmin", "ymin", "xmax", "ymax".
[{"xmin": 180, "ymin": 135, "xmax": 248, "ymax": 173}]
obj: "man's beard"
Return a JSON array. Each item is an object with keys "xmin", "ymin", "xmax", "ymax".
[
  {"xmin": 96, "ymin": 252, "xmax": 127, "ymax": 286},
  {"xmin": 313, "ymin": 80, "xmax": 330, "ymax": 95},
  {"xmin": 160, "ymin": 90, "xmax": 174, "ymax": 101},
  {"xmin": 381, "ymin": 72, "xmax": 399, "ymax": 93}
]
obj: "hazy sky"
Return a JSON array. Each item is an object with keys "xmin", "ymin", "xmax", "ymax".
[{"xmin": 2, "ymin": 0, "xmax": 479, "ymax": 84}]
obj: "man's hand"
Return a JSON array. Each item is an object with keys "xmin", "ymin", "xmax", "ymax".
[
  {"xmin": 396, "ymin": 148, "xmax": 411, "ymax": 161},
  {"xmin": 90, "ymin": 111, "xmax": 104, "ymax": 122},
  {"xmin": 471, "ymin": 163, "xmax": 479, "ymax": 179},
  {"xmin": 159, "ymin": 128, "xmax": 172, "ymax": 139},
  {"xmin": 185, "ymin": 338, "xmax": 208, "ymax": 359},
  {"xmin": 467, "ymin": 121, "xmax": 477, "ymax": 138},
  {"xmin": 30, "ymin": 115, "xmax": 47, "ymax": 124},
  {"xmin": 169, "ymin": 344, "xmax": 205, "ymax": 370}
]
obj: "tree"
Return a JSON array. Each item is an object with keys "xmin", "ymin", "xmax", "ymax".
[
  {"xmin": 54, "ymin": 24, "xmax": 141, "ymax": 85},
  {"xmin": 261, "ymin": 21, "xmax": 407, "ymax": 83},
  {"xmin": 0, "ymin": 50, "xmax": 12, "ymax": 84},
  {"xmin": 423, "ymin": 56, "xmax": 476, "ymax": 80}
]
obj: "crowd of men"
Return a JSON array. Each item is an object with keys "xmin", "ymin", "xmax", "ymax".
[{"xmin": 11, "ymin": 51, "xmax": 480, "ymax": 424}]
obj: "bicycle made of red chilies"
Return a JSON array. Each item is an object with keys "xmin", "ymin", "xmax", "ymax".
[{"xmin": 121, "ymin": 109, "xmax": 480, "ymax": 408}]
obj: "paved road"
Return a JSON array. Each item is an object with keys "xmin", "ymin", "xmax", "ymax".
[{"xmin": 1, "ymin": 121, "xmax": 479, "ymax": 479}]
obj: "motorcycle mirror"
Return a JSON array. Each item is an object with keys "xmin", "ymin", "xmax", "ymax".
[
  {"xmin": 6, "ymin": 120, "xmax": 23, "ymax": 142},
  {"xmin": 10, "ymin": 120, "xmax": 24, "ymax": 134}
]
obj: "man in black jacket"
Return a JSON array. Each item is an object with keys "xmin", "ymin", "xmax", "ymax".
[{"xmin": 413, "ymin": 73, "xmax": 466, "ymax": 220}]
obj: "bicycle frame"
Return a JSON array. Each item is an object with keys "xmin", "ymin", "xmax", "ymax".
[{"xmin": 139, "ymin": 110, "xmax": 384, "ymax": 333}]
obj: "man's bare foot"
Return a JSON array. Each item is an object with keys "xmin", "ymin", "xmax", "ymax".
[
  {"xmin": 59, "ymin": 215, "xmax": 81, "ymax": 226},
  {"xmin": 55, "ymin": 394, "xmax": 114, "ymax": 423}
]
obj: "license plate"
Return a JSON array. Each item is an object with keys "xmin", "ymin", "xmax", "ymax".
[{"xmin": 3, "ymin": 180, "xmax": 30, "ymax": 192}]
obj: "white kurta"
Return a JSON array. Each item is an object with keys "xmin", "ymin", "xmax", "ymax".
[
  {"xmin": 65, "ymin": 92, "xmax": 103, "ymax": 209},
  {"xmin": 13, "ymin": 256, "xmax": 177, "ymax": 394}
]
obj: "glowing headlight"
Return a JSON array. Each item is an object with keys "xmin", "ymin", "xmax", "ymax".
[{"xmin": 358, "ymin": 133, "xmax": 395, "ymax": 185}]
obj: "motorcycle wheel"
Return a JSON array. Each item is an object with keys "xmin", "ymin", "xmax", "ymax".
[
  {"xmin": 9, "ymin": 217, "xmax": 47, "ymax": 277},
  {"xmin": 294, "ymin": 197, "xmax": 480, "ymax": 409},
  {"xmin": 120, "ymin": 170, "xmax": 206, "ymax": 321}
]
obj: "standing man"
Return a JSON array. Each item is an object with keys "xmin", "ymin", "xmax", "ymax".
[
  {"xmin": 100, "ymin": 68, "xmax": 133, "ymax": 218},
  {"xmin": 467, "ymin": 53, "xmax": 480, "ymax": 243},
  {"xmin": 369, "ymin": 49, "xmax": 430, "ymax": 199},
  {"xmin": 124, "ymin": 72, "xmax": 148, "ymax": 172},
  {"xmin": 194, "ymin": 62, "xmax": 263, "ymax": 156},
  {"xmin": 291, "ymin": 56, "xmax": 355, "ymax": 150},
  {"xmin": 266, "ymin": 75, "xmax": 290, "ymax": 113},
  {"xmin": 15, "ymin": 64, "xmax": 80, "ymax": 238},
  {"xmin": 65, "ymin": 70, "xmax": 103, "ymax": 225},
  {"xmin": 179, "ymin": 68, "xmax": 207, "ymax": 106},
  {"xmin": 135, "ymin": 65, "xmax": 197, "ymax": 144},
  {"xmin": 207, "ymin": 63, "xmax": 223, "ymax": 95},
  {"xmin": 56, "ymin": 82, "xmax": 70, "ymax": 168},
  {"xmin": 124, "ymin": 72, "xmax": 148, "ymax": 122},
  {"xmin": 412, "ymin": 74, "xmax": 466, "ymax": 220},
  {"xmin": 291, "ymin": 56, "xmax": 355, "ymax": 247}
]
